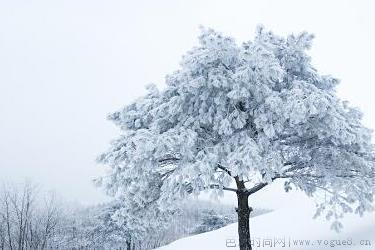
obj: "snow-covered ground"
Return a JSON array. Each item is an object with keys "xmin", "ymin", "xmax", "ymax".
[{"xmin": 157, "ymin": 180, "xmax": 375, "ymax": 250}]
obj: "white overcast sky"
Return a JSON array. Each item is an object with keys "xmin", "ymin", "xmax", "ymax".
[{"xmin": 1, "ymin": 0, "xmax": 375, "ymax": 205}]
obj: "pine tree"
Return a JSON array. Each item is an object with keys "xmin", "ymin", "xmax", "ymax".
[{"xmin": 97, "ymin": 26, "xmax": 375, "ymax": 250}]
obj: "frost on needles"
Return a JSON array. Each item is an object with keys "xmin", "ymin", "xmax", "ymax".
[{"xmin": 97, "ymin": 26, "xmax": 375, "ymax": 237}]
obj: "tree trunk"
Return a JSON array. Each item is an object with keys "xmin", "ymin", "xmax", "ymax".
[
  {"xmin": 236, "ymin": 178, "xmax": 252, "ymax": 250},
  {"xmin": 126, "ymin": 240, "xmax": 131, "ymax": 250}
]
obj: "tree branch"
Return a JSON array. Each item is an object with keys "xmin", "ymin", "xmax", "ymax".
[
  {"xmin": 216, "ymin": 164, "xmax": 232, "ymax": 177},
  {"xmin": 275, "ymin": 173, "xmax": 359, "ymax": 180},
  {"xmin": 246, "ymin": 182, "xmax": 268, "ymax": 195},
  {"xmin": 158, "ymin": 156, "xmax": 180, "ymax": 164},
  {"xmin": 209, "ymin": 184, "xmax": 238, "ymax": 193}
]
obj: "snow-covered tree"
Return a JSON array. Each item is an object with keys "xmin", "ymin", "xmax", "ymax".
[
  {"xmin": 97, "ymin": 26, "xmax": 375, "ymax": 250},
  {"xmin": 192, "ymin": 209, "xmax": 234, "ymax": 235},
  {"xmin": 0, "ymin": 182, "xmax": 62, "ymax": 250}
]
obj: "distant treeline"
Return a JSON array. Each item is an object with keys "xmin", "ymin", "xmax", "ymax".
[{"xmin": 0, "ymin": 182, "xmax": 243, "ymax": 250}]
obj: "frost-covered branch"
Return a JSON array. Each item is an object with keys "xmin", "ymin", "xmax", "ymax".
[
  {"xmin": 246, "ymin": 182, "xmax": 268, "ymax": 195},
  {"xmin": 216, "ymin": 164, "xmax": 232, "ymax": 177}
]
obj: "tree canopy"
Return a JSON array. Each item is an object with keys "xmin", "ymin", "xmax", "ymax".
[{"xmin": 97, "ymin": 26, "xmax": 375, "ymax": 231}]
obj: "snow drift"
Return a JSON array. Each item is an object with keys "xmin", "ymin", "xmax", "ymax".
[{"xmin": 157, "ymin": 180, "xmax": 375, "ymax": 250}]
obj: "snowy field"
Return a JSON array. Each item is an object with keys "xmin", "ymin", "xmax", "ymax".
[{"xmin": 158, "ymin": 180, "xmax": 375, "ymax": 250}]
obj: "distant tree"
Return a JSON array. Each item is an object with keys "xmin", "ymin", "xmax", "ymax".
[
  {"xmin": 98, "ymin": 26, "xmax": 375, "ymax": 250},
  {"xmin": 90, "ymin": 202, "xmax": 135, "ymax": 250},
  {"xmin": 192, "ymin": 209, "xmax": 233, "ymax": 234},
  {"xmin": 0, "ymin": 211, "xmax": 5, "ymax": 250},
  {"xmin": 0, "ymin": 182, "xmax": 61, "ymax": 250}
]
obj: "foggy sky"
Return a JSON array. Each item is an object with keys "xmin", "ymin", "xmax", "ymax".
[{"xmin": 1, "ymin": 0, "xmax": 375, "ymax": 205}]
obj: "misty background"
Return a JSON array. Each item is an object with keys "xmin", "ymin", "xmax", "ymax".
[{"xmin": 1, "ymin": 0, "xmax": 374, "ymax": 205}]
